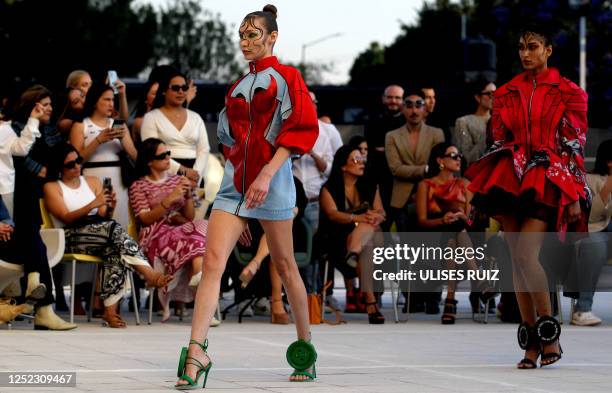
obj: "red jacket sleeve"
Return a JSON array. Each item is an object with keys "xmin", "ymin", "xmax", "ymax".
[
  {"xmin": 558, "ymin": 80, "xmax": 589, "ymax": 199},
  {"xmin": 275, "ymin": 67, "xmax": 319, "ymax": 155}
]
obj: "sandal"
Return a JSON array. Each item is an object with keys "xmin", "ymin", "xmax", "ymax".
[
  {"xmin": 145, "ymin": 271, "xmax": 173, "ymax": 289},
  {"xmin": 366, "ymin": 301, "xmax": 385, "ymax": 324},
  {"xmin": 287, "ymin": 339, "xmax": 317, "ymax": 382},
  {"xmin": 175, "ymin": 339, "xmax": 213, "ymax": 390},
  {"xmin": 239, "ymin": 259, "xmax": 261, "ymax": 289},
  {"xmin": 271, "ymin": 299, "xmax": 290, "ymax": 325},
  {"xmin": 536, "ymin": 316, "xmax": 563, "ymax": 367},
  {"xmin": 102, "ymin": 312, "xmax": 126, "ymax": 328},
  {"xmin": 516, "ymin": 322, "xmax": 540, "ymax": 369},
  {"xmin": 441, "ymin": 298, "xmax": 457, "ymax": 325}
]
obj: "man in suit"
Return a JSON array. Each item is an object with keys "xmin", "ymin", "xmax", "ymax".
[
  {"xmin": 385, "ymin": 88, "xmax": 445, "ymax": 314},
  {"xmin": 385, "ymin": 88, "xmax": 445, "ymax": 232}
]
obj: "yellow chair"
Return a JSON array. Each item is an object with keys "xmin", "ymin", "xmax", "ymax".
[{"xmin": 40, "ymin": 200, "xmax": 141, "ymax": 325}]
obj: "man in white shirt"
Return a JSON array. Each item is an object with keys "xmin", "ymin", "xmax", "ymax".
[
  {"xmin": 318, "ymin": 116, "xmax": 343, "ymax": 155},
  {"xmin": 292, "ymin": 92, "xmax": 334, "ymax": 230}
]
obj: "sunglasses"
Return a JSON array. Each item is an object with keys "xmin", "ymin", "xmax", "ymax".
[
  {"xmin": 351, "ymin": 156, "xmax": 367, "ymax": 164},
  {"xmin": 169, "ymin": 84, "xmax": 189, "ymax": 92},
  {"xmin": 404, "ymin": 99, "xmax": 425, "ymax": 109},
  {"xmin": 479, "ymin": 91, "xmax": 494, "ymax": 97},
  {"xmin": 153, "ymin": 151, "xmax": 171, "ymax": 160},
  {"xmin": 64, "ymin": 156, "xmax": 84, "ymax": 169},
  {"xmin": 444, "ymin": 152, "xmax": 463, "ymax": 160}
]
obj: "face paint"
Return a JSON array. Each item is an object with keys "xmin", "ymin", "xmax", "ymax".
[{"xmin": 239, "ymin": 17, "xmax": 272, "ymax": 61}]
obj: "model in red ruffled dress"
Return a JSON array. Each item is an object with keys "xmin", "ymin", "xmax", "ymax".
[{"xmin": 465, "ymin": 27, "xmax": 589, "ymax": 369}]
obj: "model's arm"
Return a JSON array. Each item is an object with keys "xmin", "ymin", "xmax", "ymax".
[{"xmin": 192, "ymin": 115, "xmax": 210, "ymax": 183}]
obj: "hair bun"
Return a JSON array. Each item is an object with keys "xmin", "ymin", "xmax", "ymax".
[{"xmin": 263, "ymin": 4, "xmax": 277, "ymax": 19}]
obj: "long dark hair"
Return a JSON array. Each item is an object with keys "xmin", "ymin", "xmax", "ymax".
[
  {"xmin": 48, "ymin": 143, "xmax": 80, "ymax": 181},
  {"xmin": 135, "ymin": 138, "xmax": 165, "ymax": 178},
  {"xmin": 82, "ymin": 83, "xmax": 113, "ymax": 119},
  {"xmin": 151, "ymin": 69, "xmax": 187, "ymax": 110},
  {"xmin": 12, "ymin": 85, "xmax": 52, "ymax": 124},
  {"xmin": 133, "ymin": 65, "xmax": 179, "ymax": 118},
  {"xmin": 323, "ymin": 145, "xmax": 375, "ymax": 212},
  {"xmin": 426, "ymin": 142, "xmax": 457, "ymax": 178},
  {"xmin": 593, "ymin": 139, "xmax": 612, "ymax": 176}
]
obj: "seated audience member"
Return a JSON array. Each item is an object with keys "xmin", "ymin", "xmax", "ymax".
[
  {"xmin": 70, "ymin": 83, "xmax": 138, "ymax": 228},
  {"xmin": 57, "ymin": 88, "xmax": 85, "ymax": 135},
  {"xmin": 318, "ymin": 146, "xmax": 386, "ymax": 324},
  {"xmin": 385, "ymin": 88, "xmax": 445, "ymax": 232},
  {"xmin": 129, "ymin": 138, "xmax": 213, "ymax": 324},
  {"xmin": 571, "ymin": 140, "xmax": 612, "ymax": 326},
  {"xmin": 415, "ymin": 142, "xmax": 495, "ymax": 324},
  {"xmin": 452, "ymin": 80, "xmax": 496, "ymax": 165},
  {"xmin": 140, "ymin": 69, "xmax": 210, "ymax": 188},
  {"xmin": 43, "ymin": 143, "xmax": 172, "ymax": 328}
]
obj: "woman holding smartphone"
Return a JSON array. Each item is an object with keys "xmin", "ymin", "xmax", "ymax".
[
  {"xmin": 69, "ymin": 83, "xmax": 137, "ymax": 227},
  {"xmin": 175, "ymin": 5, "xmax": 319, "ymax": 389}
]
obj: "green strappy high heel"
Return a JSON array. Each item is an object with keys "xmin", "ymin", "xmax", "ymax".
[
  {"xmin": 287, "ymin": 339, "xmax": 317, "ymax": 382},
  {"xmin": 175, "ymin": 339, "xmax": 213, "ymax": 390}
]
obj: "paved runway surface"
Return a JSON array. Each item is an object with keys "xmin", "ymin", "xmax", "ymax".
[{"xmin": 3, "ymin": 292, "xmax": 612, "ymax": 392}]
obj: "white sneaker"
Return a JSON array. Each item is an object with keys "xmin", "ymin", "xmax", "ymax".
[
  {"xmin": 571, "ymin": 311, "xmax": 602, "ymax": 326},
  {"xmin": 209, "ymin": 317, "xmax": 221, "ymax": 327}
]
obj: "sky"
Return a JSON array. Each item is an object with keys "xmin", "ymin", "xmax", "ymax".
[{"xmin": 138, "ymin": 0, "xmax": 449, "ymax": 84}]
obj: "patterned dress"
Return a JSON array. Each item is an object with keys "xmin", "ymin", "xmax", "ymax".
[{"xmin": 129, "ymin": 175, "xmax": 208, "ymax": 302}]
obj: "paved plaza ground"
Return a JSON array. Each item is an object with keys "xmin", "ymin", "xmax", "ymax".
[{"xmin": 2, "ymin": 291, "xmax": 612, "ymax": 392}]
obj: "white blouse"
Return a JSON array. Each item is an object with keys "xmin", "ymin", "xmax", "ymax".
[
  {"xmin": 0, "ymin": 118, "xmax": 41, "ymax": 194},
  {"xmin": 140, "ymin": 108, "xmax": 210, "ymax": 181}
]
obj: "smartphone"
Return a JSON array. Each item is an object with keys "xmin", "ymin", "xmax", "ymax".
[
  {"xmin": 107, "ymin": 70, "xmax": 119, "ymax": 94},
  {"xmin": 112, "ymin": 119, "xmax": 125, "ymax": 129},
  {"xmin": 103, "ymin": 177, "xmax": 113, "ymax": 192}
]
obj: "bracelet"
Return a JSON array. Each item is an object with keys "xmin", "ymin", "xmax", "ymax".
[
  {"xmin": 95, "ymin": 136, "xmax": 103, "ymax": 144},
  {"xmin": 349, "ymin": 213, "xmax": 355, "ymax": 223}
]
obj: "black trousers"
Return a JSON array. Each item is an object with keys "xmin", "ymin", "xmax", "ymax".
[{"xmin": 0, "ymin": 228, "xmax": 54, "ymax": 307}]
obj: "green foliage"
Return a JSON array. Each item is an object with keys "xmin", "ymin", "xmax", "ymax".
[
  {"xmin": 0, "ymin": 0, "xmax": 240, "ymax": 94},
  {"xmin": 152, "ymin": 0, "xmax": 241, "ymax": 81}
]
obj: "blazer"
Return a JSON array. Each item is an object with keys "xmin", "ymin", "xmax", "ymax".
[{"xmin": 385, "ymin": 123, "xmax": 445, "ymax": 208}]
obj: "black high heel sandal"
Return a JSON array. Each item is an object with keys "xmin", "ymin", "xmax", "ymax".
[
  {"xmin": 365, "ymin": 302, "xmax": 385, "ymax": 324},
  {"xmin": 441, "ymin": 298, "xmax": 457, "ymax": 325},
  {"xmin": 517, "ymin": 322, "xmax": 540, "ymax": 369},
  {"xmin": 536, "ymin": 316, "xmax": 563, "ymax": 367}
]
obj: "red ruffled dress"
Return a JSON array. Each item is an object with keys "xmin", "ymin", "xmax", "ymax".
[{"xmin": 465, "ymin": 68, "xmax": 590, "ymax": 236}]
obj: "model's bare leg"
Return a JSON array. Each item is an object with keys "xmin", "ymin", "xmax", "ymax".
[
  {"xmin": 175, "ymin": 210, "xmax": 246, "ymax": 387},
  {"xmin": 260, "ymin": 219, "xmax": 312, "ymax": 381}
]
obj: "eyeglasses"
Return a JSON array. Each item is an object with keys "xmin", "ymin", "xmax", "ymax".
[
  {"xmin": 63, "ymin": 156, "xmax": 83, "ymax": 169},
  {"xmin": 444, "ymin": 152, "xmax": 463, "ymax": 160},
  {"xmin": 351, "ymin": 156, "xmax": 367, "ymax": 164},
  {"xmin": 169, "ymin": 84, "xmax": 189, "ymax": 92},
  {"xmin": 404, "ymin": 99, "xmax": 425, "ymax": 109},
  {"xmin": 479, "ymin": 91, "xmax": 494, "ymax": 97},
  {"xmin": 153, "ymin": 151, "xmax": 171, "ymax": 160}
]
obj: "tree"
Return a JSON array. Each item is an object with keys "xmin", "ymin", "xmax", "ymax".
[
  {"xmin": 153, "ymin": 0, "xmax": 241, "ymax": 82},
  {"xmin": 0, "ymin": 0, "xmax": 157, "ymax": 92},
  {"xmin": 348, "ymin": 0, "xmax": 611, "ymax": 126}
]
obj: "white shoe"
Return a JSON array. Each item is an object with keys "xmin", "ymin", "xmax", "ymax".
[
  {"xmin": 209, "ymin": 317, "xmax": 221, "ymax": 327},
  {"xmin": 571, "ymin": 311, "xmax": 602, "ymax": 326},
  {"xmin": 34, "ymin": 305, "xmax": 77, "ymax": 330},
  {"xmin": 189, "ymin": 271, "xmax": 202, "ymax": 290}
]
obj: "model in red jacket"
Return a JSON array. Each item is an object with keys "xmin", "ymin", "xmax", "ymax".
[
  {"xmin": 465, "ymin": 27, "xmax": 589, "ymax": 370},
  {"xmin": 175, "ymin": 5, "xmax": 319, "ymax": 390}
]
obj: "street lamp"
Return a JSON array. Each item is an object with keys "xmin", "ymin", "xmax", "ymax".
[
  {"xmin": 300, "ymin": 32, "xmax": 344, "ymax": 66},
  {"xmin": 569, "ymin": 0, "xmax": 590, "ymax": 90}
]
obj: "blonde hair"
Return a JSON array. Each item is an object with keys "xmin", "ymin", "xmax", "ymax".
[{"xmin": 65, "ymin": 70, "xmax": 90, "ymax": 89}]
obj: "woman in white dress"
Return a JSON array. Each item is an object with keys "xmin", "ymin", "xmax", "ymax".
[{"xmin": 69, "ymin": 83, "xmax": 137, "ymax": 227}]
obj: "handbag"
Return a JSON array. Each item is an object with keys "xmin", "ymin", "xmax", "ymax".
[{"xmin": 307, "ymin": 293, "xmax": 322, "ymax": 325}]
